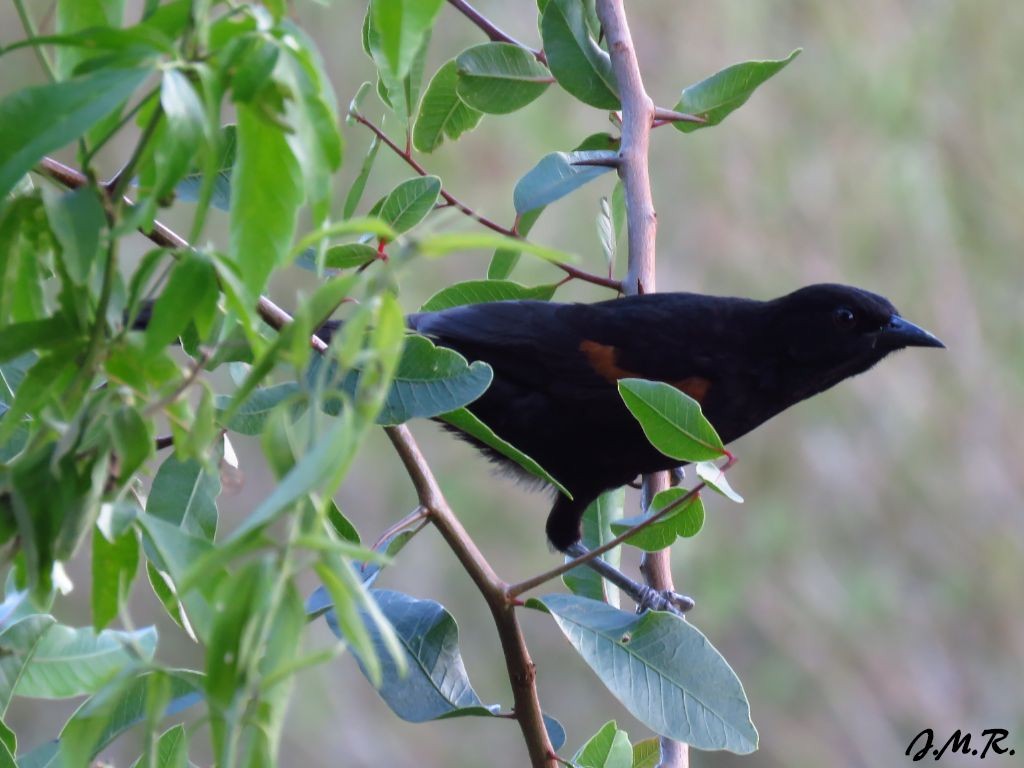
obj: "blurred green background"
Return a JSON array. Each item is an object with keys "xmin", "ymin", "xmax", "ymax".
[{"xmin": 2, "ymin": 1, "xmax": 1022, "ymax": 766}]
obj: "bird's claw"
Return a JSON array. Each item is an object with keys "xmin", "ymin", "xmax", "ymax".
[{"xmin": 634, "ymin": 585, "xmax": 695, "ymax": 615}]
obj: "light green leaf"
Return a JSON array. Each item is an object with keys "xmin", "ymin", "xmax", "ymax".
[
  {"xmin": 488, "ymin": 206, "xmax": 541, "ymax": 279},
  {"xmin": 91, "ymin": 522, "xmax": 139, "ymax": 630},
  {"xmin": 55, "ymin": 0, "xmax": 127, "ymax": 79},
  {"xmin": 538, "ymin": 595, "xmax": 758, "ymax": 753},
  {"xmin": 574, "ymin": 720, "xmax": 632, "ymax": 768},
  {"xmin": 618, "ymin": 378, "xmax": 725, "ymax": 462},
  {"xmin": 378, "ymin": 176, "xmax": 441, "ymax": 235},
  {"xmin": 455, "ymin": 43, "xmax": 551, "ymax": 114},
  {"xmin": 229, "ymin": 101, "xmax": 303, "ymax": 294},
  {"xmin": 0, "ymin": 67, "xmax": 150, "ymax": 197},
  {"xmin": 541, "ymin": 0, "xmax": 619, "ymax": 108},
  {"xmin": 419, "ymin": 279, "xmax": 558, "ymax": 311},
  {"xmin": 611, "ymin": 488, "xmax": 704, "ymax": 551},
  {"xmin": 14, "ymin": 624, "xmax": 157, "ymax": 699},
  {"xmin": 41, "ymin": 186, "xmax": 105, "ymax": 286},
  {"xmin": 369, "ymin": 0, "xmax": 444, "ymax": 80},
  {"xmin": 673, "ymin": 50, "xmax": 801, "ymax": 133},
  {"xmin": 413, "ymin": 60, "xmax": 484, "ymax": 152},
  {"xmin": 513, "ymin": 151, "xmax": 617, "ymax": 215},
  {"xmin": 416, "ymin": 231, "xmax": 572, "ymax": 264},
  {"xmin": 695, "ymin": 460, "xmax": 743, "ymax": 503},
  {"xmin": 143, "ymin": 251, "xmax": 219, "ymax": 353},
  {"xmin": 215, "ymin": 382, "xmax": 300, "ymax": 436},
  {"xmin": 563, "ymin": 488, "xmax": 624, "ymax": 606}
]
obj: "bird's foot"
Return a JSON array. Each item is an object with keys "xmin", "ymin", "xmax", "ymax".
[{"xmin": 565, "ymin": 543, "xmax": 695, "ymax": 616}]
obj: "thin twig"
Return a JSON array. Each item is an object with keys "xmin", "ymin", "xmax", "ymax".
[
  {"xmin": 506, "ymin": 455, "xmax": 736, "ymax": 598},
  {"xmin": 652, "ymin": 106, "xmax": 707, "ymax": 126},
  {"xmin": 349, "ymin": 111, "xmax": 623, "ymax": 292},
  {"xmin": 446, "ymin": 0, "xmax": 546, "ymax": 63}
]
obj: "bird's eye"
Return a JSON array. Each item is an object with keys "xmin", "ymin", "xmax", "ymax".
[{"xmin": 832, "ymin": 307, "xmax": 856, "ymax": 328}]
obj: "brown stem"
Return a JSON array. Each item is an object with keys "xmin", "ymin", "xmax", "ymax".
[
  {"xmin": 596, "ymin": 2, "xmax": 686, "ymax": 765},
  {"xmin": 349, "ymin": 111, "xmax": 622, "ymax": 292},
  {"xmin": 446, "ymin": 0, "xmax": 546, "ymax": 63},
  {"xmin": 386, "ymin": 425, "xmax": 555, "ymax": 768},
  {"xmin": 651, "ymin": 106, "xmax": 707, "ymax": 126}
]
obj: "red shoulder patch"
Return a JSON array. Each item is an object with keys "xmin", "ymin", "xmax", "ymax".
[{"xmin": 579, "ymin": 340, "xmax": 637, "ymax": 383}]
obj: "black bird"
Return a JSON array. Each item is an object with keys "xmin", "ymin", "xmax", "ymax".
[{"xmin": 393, "ymin": 283, "xmax": 943, "ymax": 562}]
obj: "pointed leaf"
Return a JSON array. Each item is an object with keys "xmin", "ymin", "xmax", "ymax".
[
  {"xmin": 673, "ymin": 50, "xmax": 801, "ymax": 133},
  {"xmin": 378, "ymin": 176, "xmax": 441, "ymax": 235},
  {"xmin": 419, "ymin": 279, "xmax": 558, "ymax": 311},
  {"xmin": 541, "ymin": 0, "xmax": 619, "ymax": 108},
  {"xmin": 618, "ymin": 378, "xmax": 725, "ymax": 462},
  {"xmin": 514, "ymin": 151, "xmax": 617, "ymax": 215},
  {"xmin": 413, "ymin": 59, "xmax": 484, "ymax": 152}
]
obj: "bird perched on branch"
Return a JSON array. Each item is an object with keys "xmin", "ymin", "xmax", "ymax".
[{"xmin": 323, "ymin": 284, "xmax": 944, "ymax": 558}]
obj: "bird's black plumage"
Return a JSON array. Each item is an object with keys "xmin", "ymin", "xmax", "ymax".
[{"xmin": 328, "ymin": 284, "xmax": 944, "ymax": 551}]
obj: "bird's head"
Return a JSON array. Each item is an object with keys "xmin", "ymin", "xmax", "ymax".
[{"xmin": 769, "ymin": 283, "xmax": 944, "ymax": 387}]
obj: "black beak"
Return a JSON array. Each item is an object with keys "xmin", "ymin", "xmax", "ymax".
[{"xmin": 881, "ymin": 315, "xmax": 945, "ymax": 349}]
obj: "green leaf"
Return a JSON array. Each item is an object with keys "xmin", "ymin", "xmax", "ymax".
[
  {"xmin": 92, "ymin": 522, "xmax": 139, "ymax": 630},
  {"xmin": 230, "ymin": 407, "xmax": 358, "ymax": 540},
  {"xmin": 323, "ymin": 243, "xmax": 380, "ymax": 270},
  {"xmin": 109, "ymin": 405, "xmax": 154, "ymax": 480},
  {"xmin": 541, "ymin": 0, "xmax": 619, "ymax": 108},
  {"xmin": 455, "ymin": 43, "xmax": 551, "ymax": 115},
  {"xmin": 0, "ymin": 317, "xmax": 78, "ymax": 365},
  {"xmin": 439, "ymin": 408, "xmax": 569, "ymax": 497},
  {"xmin": 143, "ymin": 251, "xmax": 219, "ymax": 353},
  {"xmin": 419, "ymin": 279, "xmax": 558, "ymax": 311},
  {"xmin": 538, "ymin": 595, "xmax": 758, "ymax": 753},
  {"xmin": 41, "ymin": 186, "xmax": 106, "ymax": 286},
  {"xmin": 618, "ymin": 378, "xmax": 725, "ymax": 462},
  {"xmin": 574, "ymin": 721, "xmax": 633, "ymax": 768},
  {"xmin": 378, "ymin": 176, "xmax": 441, "ymax": 235},
  {"xmin": 131, "ymin": 724, "xmax": 188, "ymax": 768},
  {"xmin": 695, "ymin": 460, "xmax": 743, "ymax": 503},
  {"xmin": 147, "ymin": 454, "xmax": 221, "ymax": 541},
  {"xmin": 343, "ymin": 131, "xmax": 380, "ymax": 218},
  {"xmin": 513, "ymin": 151, "xmax": 617, "ymax": 215},
  {"xmin": 375, "ymin": 336, "xmax": 492, "ymax": 424},
  {"xmin": 631, "ymin": 738, "xmax": 661, "ymax": 768},
  {"xmin": 229, "ymin": 101, "xmax": 303, "ymax": 295},
  {"xmin": 0, "ymin": 67, "xmax": 150, "ymax": 197},
  {"xmin": 334, "ymin": 589, "xmax": 485, "ymax": 720},
  {"xmin": 14, "ymin": 623, "xmax": 157, "ymax": 698},
  {"xmin": 563, "ymin": 488, "xmax": 624, "ymax": 605},
  {"xmin": 58, "ymin": 670, "xmax": 202, "ymax": 764},
  {"xmin": 413, "ymin": 60, "xmax": 484, "ymax": 152},
  {"xmin": 488, "ymin": 207, "xmax": 541, "ymax": 280},
  {"xmin": 611, "ymin": 488, "xmax": 704, "ymax": 552},
  {"xmin": 369, "ymin": 0, "xmax": 444, "ymax": 81},
  {"xmin": 175, "ymin": 123, "xmax": 235, "ymax": 211},
  {"xmin": 673, "ymin": 50, "xmax": 801, "ymax": 133},
  {"xmin": 0, "ymin": 614, "xmax": 56, "ymax": 748},
  {"xmin": 215, "ymin": 382, "xmax": 300, "ymax": 436},
  {"xmin": 55, "ymin": 0, "xmax": 127, "ymax": 79}
]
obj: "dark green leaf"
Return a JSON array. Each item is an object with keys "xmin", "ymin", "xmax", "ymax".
[
  {"xmin": 419, "ymin": 279, "xmax": 558, "ymax": 311},
  {"xmin": 618, "ymin": 378, "xmax": 725, "ymax": 462},
  {"xmin": 0, "ymin": 67, "xmax": 150, "ymax": 197},
  {"xmin": 378, "ymin": 176, "xmax": 441, "ymax": 235},
  {"xmin": 439, "ymin": 408, "xmax": 569, "ymax": 496},
  {"xmin": 538, "ymin": 595, "xmax": 758, "ymax": 753},
  {"xmin": 541, "ymin": 0, "xmax": 619, "ymax": 108},
  {"xmin": 55, "ymin": 0, "xmax": 128, "ymax": 79},
  {"xmin": 110, "ymin": 406, "xmax": 154, "ymax": 480},
  {"xmin": 175, "ymin": 123, "xmax": 235, "ymax": 211},
  {"xmin": 92, "ymin": 522, "xmax": 139, "ymax": 630},
  {"xmin": 673, "ymin": 50, "xmax": 801, "ymax": 133},
  {"xmin": 229, "ymin": 102, "xmax": 303, "ymax": 294},
  {"xmin": 41, "ymin": 186, "xmax": 106, "ymax": 286},
  {"xmin": 215, "ymin": 382, "xmax": 300, "ymax": 436},
  {"xmin": 0, "ymin": 317, "xmax": 77, "ymax": 364},
  {"xmin": 413, "ymin": 60, "xmax": 484, "ymax": 152},
  {"xmin": 455, "ymin": 43, "xmax": 551, "ymax": 114},
  {"xmin": 323, "ymin": 243, "xmax": 380, "ymax": 269},
  {"xmin": 513, "ymin": 151, "xmax": 617, "ymax": 215},
  {"xmin": 143, "ymin": 252, "xmax": 218, "ymax": 352}
]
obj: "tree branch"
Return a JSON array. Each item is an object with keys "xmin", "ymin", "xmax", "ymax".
[
  {"xmin": 595, "ymin": 2, "xmax": 687, "ymax": 765},
  {"xmin": 349, "ymin": 111, "xmax": 622, "ymax": 292},
  {"xmin": 446, "ymin": 0, "xmax": 546, "ymax": 63}
]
